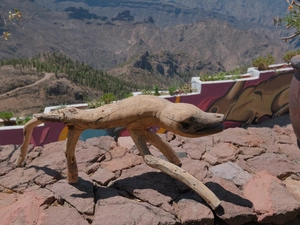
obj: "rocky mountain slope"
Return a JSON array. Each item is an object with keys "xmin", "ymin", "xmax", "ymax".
[
  {"xmin": 0, "ymin": 65, "xmax": 102, "ymax": 116},
  {"xmin": 1, "ymin": 0, "xmax": 295, "ymax": 75},
  {"xmin": 0, "ymin": 0, "xmax": 297, "ymax": 115}
]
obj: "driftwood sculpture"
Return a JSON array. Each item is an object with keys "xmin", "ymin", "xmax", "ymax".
[{"xmin": 16, "ymin": 95, "xmax": 224, "ymax": 209}]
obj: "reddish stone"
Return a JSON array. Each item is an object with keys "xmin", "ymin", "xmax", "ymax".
[
  {"xmin": 181, "ymin": 158, "xmax": 210, "ymax": 181},
  {"xmin": 246, "ymin": 153, "xmax": 300, "ymax": 179},
  {"xmin": 176, "ymin": 194, "xmax": 214, "ymax": 225},
  {"xmin": 0, "ymin": 167, "xmax": 50, "ymax": 192},
  {"xmin": 0, "ymin": 144, "xmax": 33, "ymax": 164},
  {"xmin": 1, "ymin": 124, "xmax": 300, "ymax": 225},
  {"xmin": 209, "ymin": 142, "xmax": 237, "ymax": 163},
  {"xmin": 235, "ymin": 158, "xmax": 253, "ymax": 173},
  {"xmin": 277, "ymin": 143, "xmax": 300, "ymax": 161},
  {"xmin": 215, "ymin": 127, "xmax": 264, "ymax": 147},
  {"xmin": 168, "ymin": 139, "xmax": 184, "ymax": 148},
  {"xmin": 0, "ymin": 192, "xmax": 18, "ymax": 208},
  {"xmin": 183, "ymin": 135, "xmax": 214, "ymax": 146},
  {"xmin": 165, "ymin": 131, "xmax": 176, "ymax": 142},
  {"xmin": 84, "ymin": 162, "xmax": 101, "ymax": 175},
  {"xmin": 202, "ymin": 152, "xmax": 218, "ymax": 165},
  {"xmin": 0, "ymin": 186, "xmax": 53, "ymax": 225},
  {"xmin": 75, "ymin": 146, "xmax": 104, "ymax": 164},
  {"xmin": 114, "ymin": 164, "xmax": 178, "ymax": 212},
  {"xmin": 28, "ymin": 141, "xmax": 67, "ymax": 170},
  {"xmin": 265, "ymin": 144, "xmax": 281, "ymax": 154},
  {"xmin": 244, "ymin": 171, "xmax": 300, "ymax": 224},
  {"xmin": 209, "ymin": 162, "xmax": 252, "ymax": 186},
  {"xmin": 284, "ymin": 177, "xmax": 300, "ymax": 202},
  {"xmin": 246, "ymin": 127, "xmax": 276, "ymax": 147},
  {"xmin": 103, "ymin": 146, "xmax": 129, "ymax": 160},
  {"xmin": 117, "ymin": 136, "xmax": 135, "ymax": 151},
  {"xmin": 85, "ymin": 136, "xmax": 115, "ymax": 152},
  {"xmin": 183, "ymin": 142, "xmax": 207, "ymax": 160},
  {"xmin": 0, "ymin": 161, "xmax": 15, "ymax": 176},
  {"xmin": 91, "ymin": 167, "xmax": 116, "ymax": 186},
  {"xmin": 42, "ymin": 205, "xmax": 89, "ymax": 225},
  {"xmin": 46, "ymin": 172, "xmax": 94, "ymax": 215},
  {"xmin": 26, "ymin": 150, "xmax": 41, "ymax": 164},
  {"xmin": 238, "ymin": 146, "xmax": 265, "ymax": 158},
  {"xmin": 100, "ymin": 153, "xmax": 143, "ymax": 172},
  {"xmin": 205, "ymin": 177, "xmax": 256, "ymax": 225},
  {"xmin": 94, "ymin": 187, "xmax": 178, "ymax": 225}
]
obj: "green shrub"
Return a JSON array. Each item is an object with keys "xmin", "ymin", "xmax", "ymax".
[
  {"xmin": 153, "ymin": 84, "xmax": 160, "ymax": 96},
  {"xmin": 200, "ymin": 71, "xmax": 243, "ymax": 81},
  {"xmin": 282, "ymin": 50, "xmax": 300, "ymax": 63},
  {"xmin": 200, "ymin": 72, "xmax": 226, "ymax": 81},
  {"xmin": 141, "ymin": 89, "xmax": 153, "ymax": 95},
  {"xmin": 100, "ymin": 93, "xmax": 116, "ymax": 104},
  {"xmin": 252, "ymin": 54, "xmax": 275, "ymax": 70},
  {"xmin": 168, "ymin": 85, "xmax": 177, "ymax": 95},
  {"xmin": 88, "ymin": 100, "xmax": 102, "ymax": 108},
  {"xmin": 125, "ymin": 93, "xmax": 133, "ymax": 98},
  {"xmin": 16, "ymin": 116, "xmax": 32, "ymax": 125},
  {"xmin": 200, "ymin": 74, "xmax": 213, "ymax": 81},
  {"xmin": 88, "ymin": 93, "xmax": 116, "ymax": 108},
  {"xmin": 226, "ymin": 67, "xmax": 248, "ymax": 76},
  {"xmin": 0, "ymin": 111, "xmax": 13, "ymax": 121},
  {"xmin": 0, "ymin": 111, "xmax": 14, "ymax": 126},
  {"xmin": 178, "ymin": 83, "xmax": 195, "ymax": 94}
]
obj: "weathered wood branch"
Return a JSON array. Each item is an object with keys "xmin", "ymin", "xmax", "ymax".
[
  {"xmin": 280, "ymin": 32, "xmax": 300, "ymax": 41},
  {"xmin": 129, "ymin": 129, "xmax": 221, "ymax": 209},
  {"xmin": 16, "ymin": 95, "xmax": 224, "ymax": 209}
]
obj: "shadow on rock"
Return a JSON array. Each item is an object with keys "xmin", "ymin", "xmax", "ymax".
[
  {"xmin": 206, "ymin": 181, "xmax": 253, "ymax": 209},
  {"xmin": 0, "ymin": 144, "xmax": 21, "ymax": 163},
  {"xmin": 69, "ymin": 176, "xmax": 95, "ymax": 199},
  {"xmin": 95, "ymin": 186, "xmax": 123, "ymax": 201},
  {"xmin": 113, "ymin": 171, "xmax": 179, "ymax": 200},
  {"xmin": 28, "ymin": 165, "xmax": 62, "ymax": 180}
]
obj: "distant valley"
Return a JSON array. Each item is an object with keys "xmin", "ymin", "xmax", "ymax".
[
  {"xmin": 0, "ymin": 0, "xmax": 298, "ymax": 115},
  {"xmin": 1, "ymin": 1, "xmax": 295, "ymax": 71}
]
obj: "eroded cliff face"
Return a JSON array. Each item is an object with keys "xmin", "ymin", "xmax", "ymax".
[
  {"xmin": 0, "ymin": 0, "xmax": 294, "ymax": 90},
  {"xmin": 1, "ymin": 1, "xmax": 292, "ymax": 62}
]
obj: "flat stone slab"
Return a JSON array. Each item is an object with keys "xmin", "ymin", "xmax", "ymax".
[
  {"xmin": 205, "ymin": 177, "xmax": 256, "ymax": 225},
  {"xmin": 0, "ymin": 186, "xmax": 54, "ymax": 224},
  {"xmin": 94, "ymin": 187, "xmax": 178, "ymax": 225},
  {"xmin": 46, "ymin": 172, "xmax": 95, "ymax": 215},
  {"xmin": 244, "ymin": 171, "xmax": 300, "ymax": 224},
  {"xmin": 209, "ymin": 161, "xmax": 252, "ymax": 186},
  {"xmin": 246, "ymin": 152, "xmax": 300, "ymax": 179},
  {"xmin": 176, "ymin": 192, "xmax": 214, "ymax": 225}
]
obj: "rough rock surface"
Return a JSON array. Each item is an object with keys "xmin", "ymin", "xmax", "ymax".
[{"xmin": 1, "ymin": 123, "xmax": 300, "ymax": 224}]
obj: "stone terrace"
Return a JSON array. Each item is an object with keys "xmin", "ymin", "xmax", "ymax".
[{"xmin": 1, "ymin": 117, "xmax": 300, "ymax": 224}]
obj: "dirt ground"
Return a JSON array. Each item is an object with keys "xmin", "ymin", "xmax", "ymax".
[{"xmin": 0, "ymin": 65, "xmax": 100, "ymax": 117}]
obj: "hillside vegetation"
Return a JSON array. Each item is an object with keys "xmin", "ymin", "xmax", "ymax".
[
  {"xmin": 0, "ymin": 0, "xmax": 296, "ymax": 116},
  {"xmin": 1, "ymin": 0, "xmax": 294, "ymax": 78},
  {"xmin": 1, "ymin": 53, "xmax": 140, "ymax": 98},
  {"xmin": 0, "ymin": 53, "xmax": 142, "ymax": 117}
]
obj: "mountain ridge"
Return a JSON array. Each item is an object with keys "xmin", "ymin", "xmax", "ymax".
[
  {"xmin": 1, "ymin": 1, "xmax": 294, "ymax": 67},
  {"xmin": 0, "ymin": 0, "xmax": 297, "ymax": 115}
]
